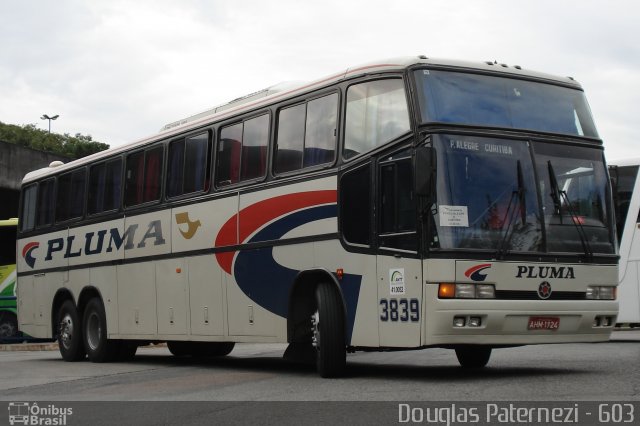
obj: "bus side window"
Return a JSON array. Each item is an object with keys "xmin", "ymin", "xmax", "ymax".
[
  {"xmin": 89, "ymin": 158, "xmax": 122, "ymax": 215},
  {"xmin": 167, "ymin": 132, "xmax": 210, "ymax": 198},
  {"xmin": 304, "ymin": 93, "xmax": 338, "ymax": 168},
  {"xmin": 275, "ymin": 93, "xmax": 338, "ymax": 175},
  {"xmin": 36, "ymin": 178, "xmax": 55, "ymax": 228},
  {"xmin": 216, "ymin": 114, "xmax": 269, "ymax": 187},
  {"xmin": 344, "ymin": 79, "xmax": 410, "ymax": 160},
  {"xmin": 216, "ymin": 123, "xmax": 242, "ymax": 186},
  {"xmin": 56, "ymin": 169, "xmax": 86, "ymax": 222},
  {"xmin": 20, "ymin": 184, "xmax": 37, "ymax": 232},
  {"xmin": 379, "ymin": 158, "xmax": 417, "ymax": 251},
  {"xmin": 275, "ymin": 103, "xmax": 306, "ymax": 174},
  {"xmin": 241, "ymin": 114, "xmax": 269, "ymax": 181},
  {"xmin": 124, "ymin": 146, "xmax": 163, "ymax": 207}
]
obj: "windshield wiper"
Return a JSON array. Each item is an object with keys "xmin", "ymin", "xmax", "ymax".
[
  {"xmin": 547, "ymin": 161, "xmax": 593, "ymax": 259},
  {"xmin": 496, "ymin": 160, "xmax": 526, "ymax": 259}
]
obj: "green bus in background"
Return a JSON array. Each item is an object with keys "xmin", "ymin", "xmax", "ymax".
[{"xmin": 0, "ymin": 218, "xmax": 19, "ymax": 339}]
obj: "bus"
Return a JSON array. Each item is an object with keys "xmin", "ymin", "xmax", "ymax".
[
  {"xmin": 16, "ymin": 56, "xmax": 618, "ymax": 377},
  {"xmin": 1, "ymin": 218, "xmax": 19, "ymax": 340},
  {"xmin": 609, "ymin": 159, "xmax": 640, "ymax": 326}
]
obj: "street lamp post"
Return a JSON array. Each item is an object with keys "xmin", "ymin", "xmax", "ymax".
[{"xmin": 40, "ymin": 114, "xmax": 59, "ymax": 133}]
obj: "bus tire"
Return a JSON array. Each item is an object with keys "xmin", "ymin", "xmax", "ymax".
[
  {"xmin": 0, "ymin": 311, "xmax": 19, "ymax": 339},
  {"xmin": 455, "ymin": 345, "xmax": 492, "ymax": 369},
  {"xmin": 117, "ymin": 341, "xmax": 138, "ymax": 361},
  {"xmin": 312, "ymin": 282, "xmax": 346, "ymax": 378},
  {"xmin": 167, "ymin": 341, "xmax": 193, "ymax": 357},
  {"xmin": 56, "ymin": 300, "xmax": 86, "ymax": 361},
  {"xmin": 193, "ymin": 342, "xmax": 235, "ymax": 357},
  {"xmin": 83, "ymin": 297, "xmax": 118, "ymax": 362}
]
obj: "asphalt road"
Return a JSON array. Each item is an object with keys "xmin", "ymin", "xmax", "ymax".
[{"xmin": 0, "ymin": 331, "xmax": 638, "ymax": 425}]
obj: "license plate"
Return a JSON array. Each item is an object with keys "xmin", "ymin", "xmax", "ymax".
[{"xmin": 527, "ymin": 316, "xmax": 560, "ymax": 330}]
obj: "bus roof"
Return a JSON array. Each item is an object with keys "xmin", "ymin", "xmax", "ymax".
[
  {"xmin": 20, "ymin": 55, "xmax": 584, "ymax": 184},
  {"xmin": 0, "ymin": 218, "xmax": 18, "ymax": 227}
]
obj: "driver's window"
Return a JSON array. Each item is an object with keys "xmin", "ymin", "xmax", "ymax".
[{"xmin": 378, "ymin": 155, "xmax": 417, "ymax": 252}]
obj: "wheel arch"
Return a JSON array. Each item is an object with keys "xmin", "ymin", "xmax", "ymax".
[{"xmin": 287, "ymin": 268, "xmax": 346, "ymax": 343}]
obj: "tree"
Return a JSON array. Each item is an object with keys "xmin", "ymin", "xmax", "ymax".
[{"xmin": 0, "ymin": 121, "xmax": 109, "ymax": 159}]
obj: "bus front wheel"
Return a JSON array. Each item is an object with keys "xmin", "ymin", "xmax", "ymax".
[
  {"xmin": 312, "ymin": 282, "xmax": 346, "ymax": 378},
  {"xmin": 455, "ymin": 345, "xmax": 492, "ymax": 369},
  {"xmin": 83, "ymin": 298, "xmax": 118, "ymax": 362},
  {"xmin": 56, "ymin": 300, "xmax": 86, "ymax": 361}
]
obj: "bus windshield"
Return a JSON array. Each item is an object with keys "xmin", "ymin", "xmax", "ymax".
[
  {"xmin": 429, "ymin": 135, "xmax": 615, "ymax": 255},
  {"xmin": 414, "ymin": 69, "xmax": 598, "ymax": 138}
]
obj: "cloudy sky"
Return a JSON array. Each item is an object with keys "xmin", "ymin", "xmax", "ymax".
[{"xmin": 1, "ymin": 0, "xmax": 638, "ymax": 160}]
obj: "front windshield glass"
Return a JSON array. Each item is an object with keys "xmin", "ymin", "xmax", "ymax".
[
  {"xmin": 431, "ymin": 135, "xmax": 543, "ymax": 252},
  {"xmin": 429, "ymin": 135, "xmax": 615, "ymax": 255},
  {"xmin": 414, "ymin": 70, "xmax": 598, "ymax": 138},
  {"xmin": 533, "ymin": 142, "xmax": 615, "ymax": 254}
]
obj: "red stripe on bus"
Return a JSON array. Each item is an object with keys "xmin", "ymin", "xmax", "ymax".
[{"xmin": 214, "ymin": 190, "xmax": 337, "ymax": 274}]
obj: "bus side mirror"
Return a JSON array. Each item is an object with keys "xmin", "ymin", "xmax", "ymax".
[{"xmin": 415, "ymin": 146, "xmax": 435, "ymax": 197}]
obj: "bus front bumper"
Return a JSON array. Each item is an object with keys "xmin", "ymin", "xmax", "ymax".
[{"xmin": 423, "ymin": 287, "xmax": 618, "ymax": 346}]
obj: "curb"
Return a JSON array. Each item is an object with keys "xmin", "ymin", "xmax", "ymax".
[{"xmin": 0, "ymin": 342, "xmax": 58, "ymax": 351}]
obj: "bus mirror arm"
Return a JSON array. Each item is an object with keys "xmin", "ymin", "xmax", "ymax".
[{"xmin": 415, "ymin": 146, "xmax": 436, "ymax": 198}]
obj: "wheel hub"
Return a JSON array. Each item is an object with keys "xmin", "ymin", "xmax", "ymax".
[
  {"xmin": 59, "ymin": 314, "xmax": 74, "ymax": 349},
  {"xmin": 311, "ymin": 311, "xmax": 320, "ymax": 349},
  {"xmin": 86, "ymin": 312, "xmax": 102, "ymax": 351}
]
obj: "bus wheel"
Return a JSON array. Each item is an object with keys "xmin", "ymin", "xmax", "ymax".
[
  {"xmin": 56, "ymin": 300, "xmax": 86, "ymax": 361},
  {"xmin": 455, "ymin": 345, "xmax": 492, "ymax": 369},
  {"xmin": 0, "ymin": 312, "xmax": 19, "ymax": 339},
  {"xmin": 193, "ymin": 342, "xmax": 235, "ymax": 357},
  {"xmin": 312, "ymin": 282, "xmax": 346, "ymax": 378},
  {"xmin": 117, "ymin": 341, "xmax": 138, "ymax": 361},
  {"xmin": 83, "ymin": 298, "xmax": 118, "ymax": 362},
  {"xmin": 167, "ymin": 341, "xmax": 193, "ymax": 357}
]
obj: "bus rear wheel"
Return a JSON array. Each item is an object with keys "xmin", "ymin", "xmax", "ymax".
[
  {"xmin": 57, "ymin": 300, "xmax": 85, "ymax": 361},
  {"xmin": 167, "ymin": 341, "xmax": 235, "ymax": 357},
  {"xmin": 312, "ymin": 282, "xmax": 346, "ymax": 378},
  {"xmin": 194, "ymin": 342, "xmax": 235, "ymax": 357},
  {"xmin": 83, "ymin": 298, "xmax": 119, "ymax": 362},
  {"xmin": 455, "ymin": 345, "xmax": 492, "ymax": 369}
]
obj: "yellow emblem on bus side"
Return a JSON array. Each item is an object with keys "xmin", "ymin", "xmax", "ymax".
[{"xmin": 175, "ymin": 212, "xmax": 201, "ymax": 240}]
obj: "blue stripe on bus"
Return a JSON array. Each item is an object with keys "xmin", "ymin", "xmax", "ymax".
[{"xmin": 233, "ymin": 204, "xmax": 362, "ymax": 344}]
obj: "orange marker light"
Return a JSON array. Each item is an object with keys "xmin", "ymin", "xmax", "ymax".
[
  {"xmin": 176, "ymin": 268, "xmax": 182, "ymax": 274},
  {"xmin": 336, "ymin": 269, "xmax": 344, "ymax": 280},
  {"xmin": 438, "ymin": 283, "xmax": 456, "ymax": 298}
]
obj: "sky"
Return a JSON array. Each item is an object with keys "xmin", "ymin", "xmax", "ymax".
[{"xmin": 1, "ymin": 0, "xmax": 638, "ymax": 160}]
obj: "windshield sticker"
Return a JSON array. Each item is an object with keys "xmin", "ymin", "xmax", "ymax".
[
  {"xmin": 439, "ymin": 205, "xmax": 469, "ymax": 227},
  {"xmin": 449, "ymin": 139, "xmax": 513, "ymax": 155}
]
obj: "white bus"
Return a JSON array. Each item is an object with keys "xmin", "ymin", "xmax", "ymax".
[
  {"xmin": 610, "ymin": 159, "xmax": 640, "ymax": 326},
  {"xmin": 16, "ymin": 56, "xmax": 618, "ymax": 377}
]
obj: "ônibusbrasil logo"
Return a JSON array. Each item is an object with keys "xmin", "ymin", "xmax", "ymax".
[
  {"xmin": 21, "ymin": 242, "xmax": 39, "ymax": 269},
  {"xmin": 8, "ymin": 402, "xmax": 73, "ymax": 425},
  {"xmin": 464, "ymin": 264, "xmax": 492, "ymax": 282}
]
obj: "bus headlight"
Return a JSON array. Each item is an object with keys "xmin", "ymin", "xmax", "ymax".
[
  {"xmin": 476, "ymin": 284, "xmax": 496, "ymax": 299},
  {"xmin": 438, "ymin": 283, "xmax": 496, "ymax": 299},
  {"xmin": 586, "ymin": 286, "xmax": 616, "ymax": 300},
  {"xmin": 455, "ymin": 284, "xmax": 476, "ymax": 298}
]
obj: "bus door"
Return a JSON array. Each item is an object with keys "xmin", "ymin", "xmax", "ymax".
[{"xmin": 376, "ymin": 153, "xmax": 422, "ymax": 347}]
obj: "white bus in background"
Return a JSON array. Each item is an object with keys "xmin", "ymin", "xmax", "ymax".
[
  {"xmin": 16, "ymin": 56, "xmax": 618, "ymax": 378},
  {"xmin": 610, "ymin": 159, "xmax": 640, "ymax": 326}
]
